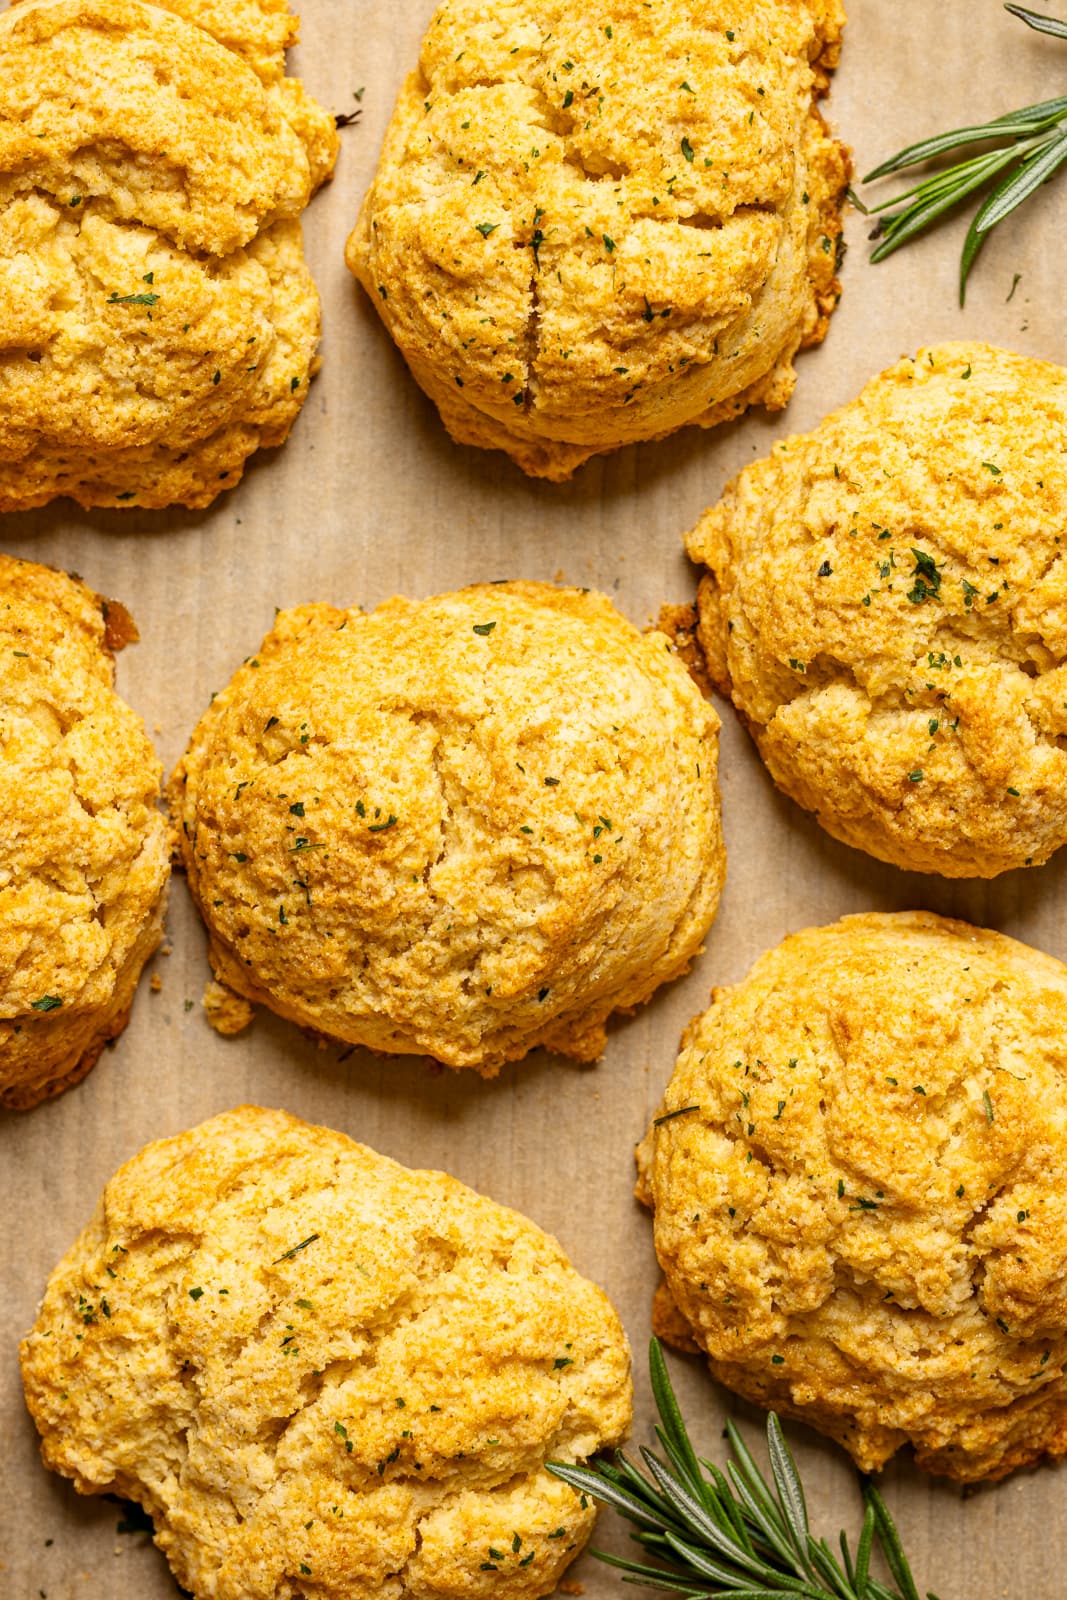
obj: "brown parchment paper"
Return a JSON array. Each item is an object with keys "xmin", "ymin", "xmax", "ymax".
[{"xmin": 1, "ymin": 1, "xmax": 1065, "ymax": 1595}]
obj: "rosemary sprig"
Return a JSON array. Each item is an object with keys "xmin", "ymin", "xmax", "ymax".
[
  {"xmin": 863, "ymin": 3, "xmax": 1067, "ymax": 301},
  {"xmin": 548, "ymin": 1338, "xmax": 937, "ymax": 1600}
]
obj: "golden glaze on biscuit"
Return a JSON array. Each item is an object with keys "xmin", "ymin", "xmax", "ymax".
[
  {"xmin": 0, "ymin": 0, "xmax": 338, "ymax": 511},
  {"xmin": 688, "ymin": 342, "xmax": 1067, "ymax": 877},
  {"xmin": 638, "ymin": 912, "xmax": 1067, "ymax": 1481},
  {"xmin": 21, "ymin": 1104, "xmax": 632, "ymax": 1600},
  {"xmin": 0, "ymin": 555, "xmax": 169, "ymax": 1108},
  {"xmin": 347, "ymin": 0, "xmax": 847, "ymax": 479},
  {"xmin": 170, "ymin": 582, "xmax": 725, "ymax": 1071}
]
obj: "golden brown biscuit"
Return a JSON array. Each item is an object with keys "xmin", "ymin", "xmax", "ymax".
[
  {"xmin": 0, "ymin": 0, "xmax": 338, "ymax": 512},
  {"xmin": 170, "ymin": 581, "xmax": 725, "ymax": 1071},
  {"xmin": 347, "ymin": 0, "xmax": 848, "ymax": 480},
  {"xmin": 637, "ymin": 911, "xmax": 1067, "ymax": 1481},
  {"xmin": 687, "ymin": 342, "xmax": 1067, "ymax": 877},
  {"xmin": 21, "ymin": 1104, "xmax": 633, "ymax": 1600},
  {"xmin": 0, "ymin": 555, "xmax": 169, "ymax": 1109}
]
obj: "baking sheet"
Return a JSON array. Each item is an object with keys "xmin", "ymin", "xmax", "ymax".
[{"xmin": 2, "ymin": 0, "xmax": 1065, "ymax": 1594}]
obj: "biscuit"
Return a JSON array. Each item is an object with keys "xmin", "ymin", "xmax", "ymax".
[
  {"xmin": 169, "ymin": 582, "xmax": 725, "ymax": 1071},
  {"xmin": 687, "ymin": 342, "xmax": 1067, "ymax": 877},
  {"xmin": 347, "ymin": 0, "xmax": 848, "ymax": 479},
  {"xmin": 0, "ymin": 0, "xmax": 338, "ymax": 512},
  {"xmin": 637, "ymin": 911, "xmax": 1067, "ymax": 1481},
  {"xmin": 21, "ymin": 1104, "xmax": 633, "ymax": 1600},
  {"xmin": 0, "ymin": 555, "xmax": 169, "ymax": 1108}
]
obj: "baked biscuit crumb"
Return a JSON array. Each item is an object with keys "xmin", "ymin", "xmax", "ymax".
[
  {"xmin": 348, "ymin": 0, "xmax": 848, "ymax": 478},
  {"xmin": 202, "ymin": 978, "xmax": 255, "ymax": 1035},
  {"xmin": 170, "ymin": 582, "xmax": 726, "ymax": 1072},
  {"xmin": 21, "ymin": 1104, "xmax": 633, "ymax": 1599},
  {"xmin": 0, "ymin": 555, "xmax": 169, "ymax": 1108},
  {"xmin": 688, "ymin": 342, "xmax": 1067, "ymax": 877},
  {"xmin": 0, "ymin": 0, "xmax": 338, "ymax": 511},
  {"xmin": 639, "ymin": 911, "xmax": 1067, "ymax": 1481}
]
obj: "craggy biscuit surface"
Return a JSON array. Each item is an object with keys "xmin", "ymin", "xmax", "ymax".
[
  {"xmin": 0, "ymin": 0, "xmax": 338, "ymax": 511},
  {"xmin": 170, "ymin": 582, "xmax": 725, "ymax": 1071},
  {"xmin": 21, "ymin": 1104, "xmax": 633, "ymax": 1600},
  {"xmin": 0, "ymin": 555, "xmax": 169, "ymax": 1108},
  {"xmin": 347, "ymin": 0, "xmax": 847, "ymax": 479},
  {"xmin": 637, "ymin": 912, "xmax": 1067, "ymax": 1481},
  {"xmin": 688, "ymin": 342, "xmax": 1067, "ymax": 876}
]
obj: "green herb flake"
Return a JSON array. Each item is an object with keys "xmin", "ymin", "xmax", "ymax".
[
  {"xmin": 273, "ymin": 1233, "xmax": 320, "ymax": 1265},
  {"xmin": 907, "ymin": 547, "xmax": 942, "ymax": 604},
  {"xmin": 653, "ymin": 1105, "xmax": 700, "ymax": 1126}
]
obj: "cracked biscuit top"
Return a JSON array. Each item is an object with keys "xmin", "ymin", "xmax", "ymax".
[
  {"xmin": 0, "ymin": 0, "xmax": 338, "ymax": 512},
  {"xmin": 169, "ymin": 581, "xmax": 725, "ymax": 1071},
  {"xmin": 637, "ymin": 911, "xmax": 1067, "ymax": 1482},
  {"xmin": 347, "ymin": 0, "xmax": 848, "ymax": 480},
  {"xmin": 0, "ymin": 555, "xmax": 169, "ymax": 1108},
  {"xmin": 21, "ymin": 1104, "xmax": 633, "ymax": 1600},
  {"xmin": 688, "ymin": 342, "xmax": 1067, "ymax": 877}
]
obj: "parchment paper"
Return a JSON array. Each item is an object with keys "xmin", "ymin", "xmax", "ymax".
[{"xmin": 2, "ymin": 1, "xmax": 1064, "ymax": 1595}]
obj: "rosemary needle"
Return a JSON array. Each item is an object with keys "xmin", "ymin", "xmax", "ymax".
[
  {"xmin": 863, "ymin": 3, "xmax": 1067, "ymax": 302},
  {"xmin": 548, "ymin": 1338, "xmax": 937, "ymax": 1600}
]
